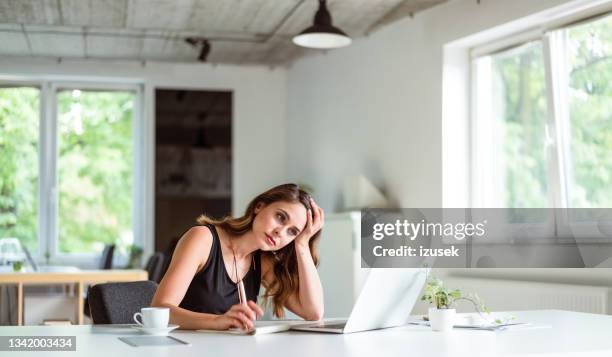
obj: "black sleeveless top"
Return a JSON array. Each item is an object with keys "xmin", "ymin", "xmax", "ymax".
[{"xmin": 179, "ymin": 224, "xmax": 261, "ymax": 314}]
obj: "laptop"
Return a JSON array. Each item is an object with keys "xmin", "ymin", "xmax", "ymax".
[{"xmin": 291, "ymin": 268, "xmax": 428, "ymax": 334}]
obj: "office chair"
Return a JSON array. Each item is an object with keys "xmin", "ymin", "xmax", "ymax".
[
  {"xmin": 144, "ymin": 252, "xmax": 166, "ymax": 283},
  {"xmin": 99, "ymin": 244, "xmax": 115, "ymax": 270},
  {"xmin": 88, "ymin": 280, "xmax": 158, "ymax": 324},
  {"xmin": 84, "ymin": 244, "xmax": 117, "ymax": 318}
]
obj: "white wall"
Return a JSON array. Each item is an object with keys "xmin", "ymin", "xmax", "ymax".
[
  {"xmin": 0, "ymin": 58, "xmax": 287, "ymax": 256},
  {"xmin": 285, "ymin": 0, "xmax": 612, "ymax": 303},
  {"xmin": 285, "ymin": 0, "xmax": 581, "ymax": 211}
]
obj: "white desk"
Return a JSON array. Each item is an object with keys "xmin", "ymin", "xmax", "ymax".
[{"xmin": 0, "ymin": 310, "xmax": 611, "ymax": 357}]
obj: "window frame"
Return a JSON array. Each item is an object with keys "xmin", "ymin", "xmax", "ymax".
[
  {"xmin": 0, "ymin": 77, "xmax": 145, "ymax": 266},
  {"xmin": 468, "ymin": 8, "xmax": 612, "ymax": 243}
]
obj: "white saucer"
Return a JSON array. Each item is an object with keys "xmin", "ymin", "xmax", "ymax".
[{"xmin": 131, "ymin": 324, "xmax": 180, "ymax": 335}]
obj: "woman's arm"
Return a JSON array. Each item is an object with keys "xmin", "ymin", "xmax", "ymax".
[
  {"xmin": 286, "ymin": 241, "xmax": 324, "ymax": 320},
  {"xmin": 150, "ymin": 226, "xmax": 260, "ymax": 330}
]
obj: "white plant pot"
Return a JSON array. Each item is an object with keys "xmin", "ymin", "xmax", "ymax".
[{"xmin": 428, "ymin": 307, "xmax": 456, "ymax": 332}]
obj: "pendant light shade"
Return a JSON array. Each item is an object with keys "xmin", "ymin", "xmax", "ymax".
[{"xmin": 293, "ymin": 0, "xmax": 351, "ymax": 49}]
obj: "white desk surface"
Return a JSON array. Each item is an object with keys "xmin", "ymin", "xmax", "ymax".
[{"xmin": 1, "ymin": 310, "xmax": 611, "ymax": 357}]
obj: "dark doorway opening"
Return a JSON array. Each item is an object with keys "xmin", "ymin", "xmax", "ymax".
[{"xmin": 155, "ymin": 89, "xmax": 232, "ymax": 252}]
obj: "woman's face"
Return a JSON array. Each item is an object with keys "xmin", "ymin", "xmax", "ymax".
[{"xmin": 253, "ymin": 200, "xmax": 308, "ymax": 251}]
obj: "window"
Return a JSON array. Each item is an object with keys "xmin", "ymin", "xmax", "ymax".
[
  {"xmin": 57, "ymin": 89, "xmax": 135, "ymax": 254},
  {"xmin": 474, "ymin": 41, "xmax": 549, "ymax": 208},
  {"xmin": 0, "ymin": 86, "xmax": 40, "ymax": 252},
  {"xmin": 0, "ymin": 81, "xmax": 142, "ymax": 263},
  {"xmin": 564, "ymin": 16, "xmax": 612, "ymax": 208},
  {"xmin": 472, "ymin": 13, "xmax": 612, "ymax": 211}
]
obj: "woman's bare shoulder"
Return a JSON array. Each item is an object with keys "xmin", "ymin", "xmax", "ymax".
[
  {"xmin": 177, "ymin": 226, "xmax": 214, "ymax": 247},
  {"xmin": 173, "ymin": 226, "xmax": 215, "ymax": 270}
]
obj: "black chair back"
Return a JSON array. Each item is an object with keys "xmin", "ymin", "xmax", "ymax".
[
  {"xmin": 99, "ymin": 244, "xmax": 115, "ymax": 270},
  {"xmin": 88, "ymin": 281, "xmax": 158, "ymax": 324},
  {"xmin": 144, "ymin": 252, "xmax": 166, "ymax": 283}
]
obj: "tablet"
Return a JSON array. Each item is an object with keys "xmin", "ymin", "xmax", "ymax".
[{"xmin": 118, "ymin": 336, "xmax": 191, "ymax": 347}]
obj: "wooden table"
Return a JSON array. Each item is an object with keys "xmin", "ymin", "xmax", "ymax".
[{"xmin": 0, "ymin": 269, "xmax": 148, "ymax": 325}]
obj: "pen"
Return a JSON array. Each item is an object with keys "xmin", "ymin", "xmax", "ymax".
[
  {"xmin": 237, "ymin": 279, "xmax": 253, "ymax": 331},
  {"xmin": 237, "ymin": 279, "xmax": 247, "ymax": 306}
]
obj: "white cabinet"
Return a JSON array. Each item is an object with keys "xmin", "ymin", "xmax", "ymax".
[{"xmin": 318, "ymin": 212, "xmax": 369, "ymax": 318}]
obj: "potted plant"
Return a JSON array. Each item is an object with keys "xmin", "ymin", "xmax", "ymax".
[
  {"xmin": 12, "ymin": 260, "xmax": 24, "ymax": 272},
  {"xmin": 421, "ymin": 276, "xmax": 489, "ymax": 332},
  {"xmin": 125, "ymin": 245, "xmax": 144, "ymax": 269}
]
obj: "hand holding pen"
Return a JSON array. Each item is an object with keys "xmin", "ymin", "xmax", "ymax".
[
  {"xmin": 213, "ymin": 280, "xmax": 263, "ymax": 331},
  {"xmin": 214, "ymin": 299, "xmax": 263, "ymax": 331}
]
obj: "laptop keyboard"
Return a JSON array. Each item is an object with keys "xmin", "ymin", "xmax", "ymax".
[{"xmin": 311, "ymin": 322, "xmax": 347, "ymax": 329}]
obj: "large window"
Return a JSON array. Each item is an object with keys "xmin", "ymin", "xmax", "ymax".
[
  {"xmin": 565, "ymin": 16, "xmax": 612, "ymax": 208},
  {"xmin": 0, "ymin": 87, "xmax": 40, "ymax": 252},
  {"xmin": 57, "ymin": 89, "xmax": 135, "ymax": 254},
  {"xmin": 473, "ymin": 13, "xmax": 612, "ymax": 210},
  {"xmin": 0, "ymin": 81, "xmax": 142, "ymax": 262},
  {"xmin": 474, "ymin": 41, "xmax": 549, "ymax": 208}
]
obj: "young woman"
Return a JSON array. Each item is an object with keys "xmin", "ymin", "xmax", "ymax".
[{"xmin": 151, "ymin": 183, "xmax": 325, "ymax": 330}]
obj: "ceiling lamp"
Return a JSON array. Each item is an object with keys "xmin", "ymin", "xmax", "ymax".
[
  {"xmin": 293, "ymin": 0, "xmax": 351, "ymax": 49},
  {"xmin": 185, "ymin": 37, "xmax": 211, "ymax": 62}
]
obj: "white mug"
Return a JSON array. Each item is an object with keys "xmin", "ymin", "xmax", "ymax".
[{"xmin": 133, "ymin": 307, "xmax": 169, "ymax": 328}]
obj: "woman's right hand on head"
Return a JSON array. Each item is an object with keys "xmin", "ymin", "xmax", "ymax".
[{"xmin": 214, "ymin": 301, "xmax": 264, "ymax": 331}]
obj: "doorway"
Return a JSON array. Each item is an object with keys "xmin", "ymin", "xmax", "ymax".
[{"xmin": 155, "ymin": 89, "xmax": 232, "ymax": 252}]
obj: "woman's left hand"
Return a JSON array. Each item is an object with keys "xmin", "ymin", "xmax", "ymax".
[{"xmin": 295, "ymin": 198, "xmax": 325, "ymax": 247}]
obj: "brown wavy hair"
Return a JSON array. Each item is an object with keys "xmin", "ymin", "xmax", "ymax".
[{"xmin": 196, "ymin": 183, "xmax": 321, "ymax": 318}]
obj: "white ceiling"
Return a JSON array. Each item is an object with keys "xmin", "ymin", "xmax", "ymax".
[{"xmin": 0, "ymin": 0, "xmax": 447, "ymax": 65}]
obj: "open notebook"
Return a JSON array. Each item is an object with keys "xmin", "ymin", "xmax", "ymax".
[
  {"xmin": 409, "ymin": 313, "xmax": 527, "ymax": 331},
  {"xmin": 197, "ymin": 320, "xmax": 307, "ymax": 335}
]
